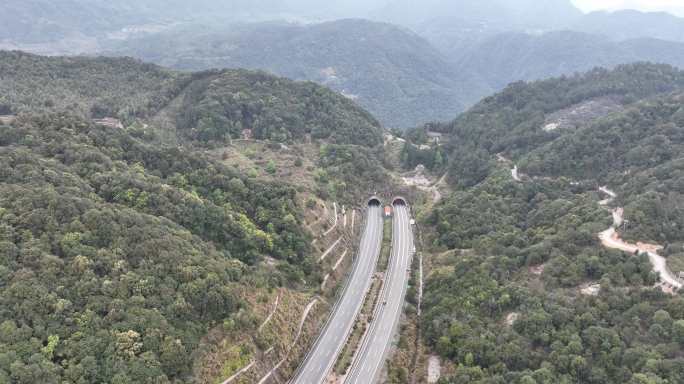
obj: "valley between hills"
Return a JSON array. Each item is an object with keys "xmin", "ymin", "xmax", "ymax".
[{"xmin": 4, "ymin": 2, "xmax": 684, "ymax": 381}]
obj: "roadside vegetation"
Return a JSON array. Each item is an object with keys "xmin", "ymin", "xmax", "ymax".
[{"xmin": 377, "ymin": 219, "xmax": 393, "ymax": 271}]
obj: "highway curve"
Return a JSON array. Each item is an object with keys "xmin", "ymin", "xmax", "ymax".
[
  {"xmin": 291, "ymin": 201, "xmax": 383, "ymax": 384},
  {"xmin": 345, "ymin": 201, "xmax": 414, "ymax": 384}
]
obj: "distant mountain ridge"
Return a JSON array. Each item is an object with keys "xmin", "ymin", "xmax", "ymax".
[
  {"xmin": 4, "ymin": 1, "xmax": 684, "ymax": 129},
  {"xmin": 374, "ymin": 0, "xmax": 584, "ymax": 57},
  {"xmin": 109, "ymin": 19, "xmax": 492, "ymax": 129},
  {"xmin": 111, "ymin": 19, "xmax": 684, "ymax": 129},
  {"xmin": 575, "ymin": 10, "xmax": 684, "ymax": 43},
  {"xmin": 374, "ymin": 1, "xmax": 684, "ymax": 62},
  {"xmin": 375, "ymin": 0, "xmax": 582, "ymax": 28},
  {"xmin": 458, "ymin": 31, "xmax": 684, "ymax": 90},
  {"xmin": 0, "ymin": 0, "xmax": 387, "ymax": 45}
]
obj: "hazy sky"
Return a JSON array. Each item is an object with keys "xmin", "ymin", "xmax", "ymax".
[{"xmin": 572, "ymin": 0, "xmax": 684, "ymax": 16}]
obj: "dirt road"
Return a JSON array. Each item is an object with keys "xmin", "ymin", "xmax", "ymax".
[{"xmin": 598, "ymin": 188, "xmax": 682, "ymax": 290}]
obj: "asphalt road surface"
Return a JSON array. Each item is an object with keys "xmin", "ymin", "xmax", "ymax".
[
  {"xmin": 345, "ymin": 203, "xmax": 414, "ymax": 384},
  {"xmin": 291, "ymin": 204, "xmax": 383, "ymax": 384}
]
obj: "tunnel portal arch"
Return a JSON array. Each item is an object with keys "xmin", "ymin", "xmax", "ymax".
[
  {"xmin": 392, "ymin": 196, "xmax": 408, "ymax": 206},
  {"xmin": 368, "ymin": 196, "xmax": 382, "ymax": 206}
]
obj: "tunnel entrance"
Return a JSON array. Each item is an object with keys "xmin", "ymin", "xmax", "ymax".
[
  {"xmin": 392, "ymin": 197, "xmax": 407, "ymax": 206},
  {"xmin": 368, "ymin": 197, "xmax": 382, "ymax": 207}
]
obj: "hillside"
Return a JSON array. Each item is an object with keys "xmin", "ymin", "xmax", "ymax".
[
  {"xmin": 416, "ymin": 64, "xmax": 684, "ymax": 383},
  {"xmin": 108, "ymin": 19, "xmax": 492, "ymax": 129},
  {"xmin": 12, "ymin": 4, "xmax": 684, "ymax": 384},
  {"xmin": 0, "ymin": 112, "xmax": 312, "ymax": 383},
  {"xmin": 0, "ymin": 52, "xmax": 390, "ymax": 383},
  {"xmin": 0, "ymin": 51, "xmax": 188, "ymax": 122},
  {"xmin": 173, "ymin": 69, "xmax": 382, "ymax": 146},
  {"xmin": 0, "ymin": 51, "xmax": 382, "ymax": 147},
  {"xmin": 520, "ymin": 93, "xmax": 684, "ymax": 243},
  {"xmin": 431, "ymin": 63, "xmax": 684, "ymax": 186}
]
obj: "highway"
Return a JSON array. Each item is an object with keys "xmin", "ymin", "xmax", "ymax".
[
  {"xmin": 291, "ymin": 203, "xmax": 383, "ymax": 384},
  {"xmin": 345, "ymin": 202, "xmax": 414, "ymax": 384}
]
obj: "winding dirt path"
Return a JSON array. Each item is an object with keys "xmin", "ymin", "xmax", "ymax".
[
  {"xmin": 324, "ymin": 202, "xmax": 339, "ymax": 236},
  {"xmin": 220, "ymin": 361, "xmax": 256, "ymax": 384},
  {"xmin": 506, "ymin": 167, "xmax": 682, "ymax": 292},
  {"xmin": 258, "ymin": 292, "xmax": 281, "ymax": 333},
  {"xmin": 319, "ymin": 237, "xmax": 343, "ymax": 262},
  {"xmin": 598, "ymin": 186, "xmax": 617, "ymax": 205},
  {"xmin": 597, "ymin": 188, "xmax": 682, "ymax": 291},
  {"xmin": 321, "ymin": 274, "xmax": 330, "ymax": 290},
  {"xmin": 499, "ymin": 159, "xmax": 681, "ymax": 291},
  {"xmin": 343, "ymin": 206, "xmax": 347, "ymax": 228},
  {"xmin": 333, "ymin": 250, "xmax": 349, "ymax": 271}
]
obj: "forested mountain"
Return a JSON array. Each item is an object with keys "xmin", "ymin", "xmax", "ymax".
[
  {"xmin": 0, "ymin": 52, "xmax": 187, "ymax": 122},
  {"xmin": 8, "ymin": 2, "xmax": 684, "ymax": 384},
  {"xmin": 0, "ymin": 51, "xmax": 382, "ymax": 146},
  {"xmin": 520, "ymin": 93, "xmax": 684, "ymax": 244},
  {"xmin": 109, "ymin": 19, "xmax": 490, "ymax": 129},
  {"xmin": 0, "ymin": 112, "xmax": 311, "ymax": 383},
  {"xmin": 419, "ymin": 63, "xmax": 684, "ymax": 383},
  {"xmin": 0, "ymin": 51, "xmax": 386, "ymax": 383},
  {"xmin": 436, "ymin": 63, "xmax": 684, "ymax": 186},
  {"xmin": 458, "ymin": 31, "xmax": 684, "ymax": 90}
]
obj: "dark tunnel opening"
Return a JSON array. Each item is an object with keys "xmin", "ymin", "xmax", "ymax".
[{"xmin": 392, "ymin": 197, "xmax": 407, "ymax": 206}]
